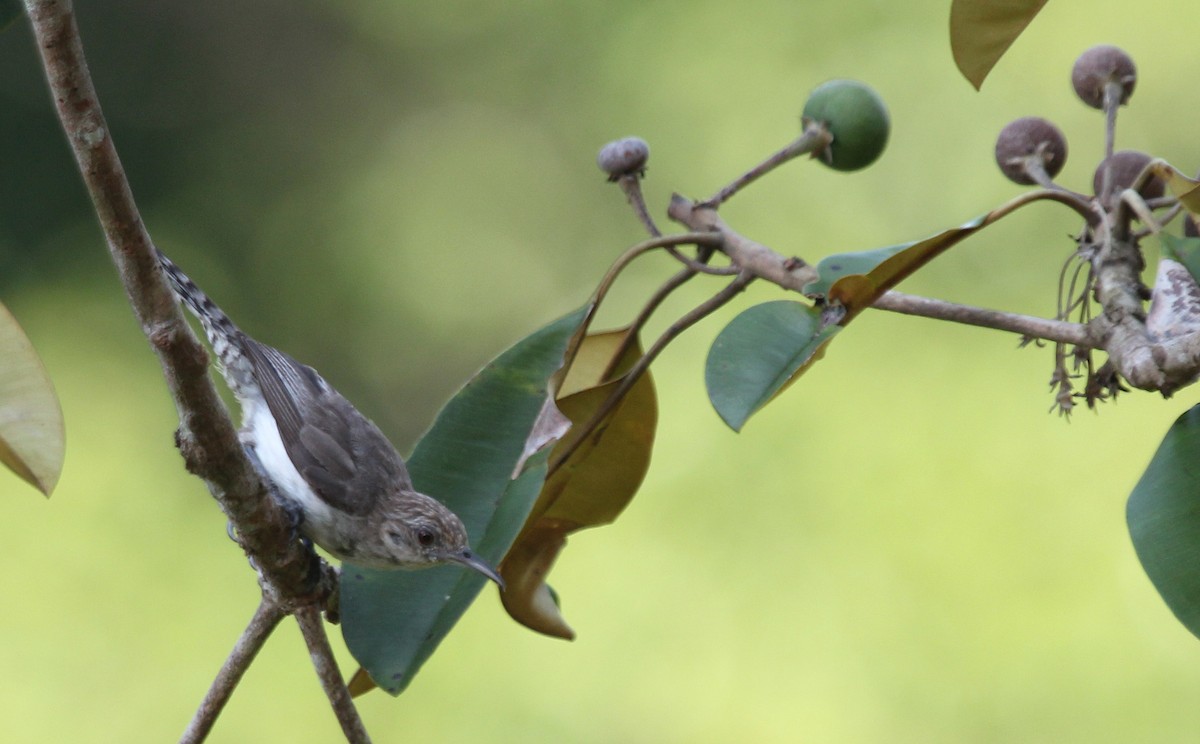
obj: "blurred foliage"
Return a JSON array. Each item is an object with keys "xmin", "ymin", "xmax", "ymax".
[
  {"xmin": 0, "ymin": 298, "xmax": 63, "ymax": 495},
  {"xmin": 950, "ymin": 0, "xmax": 1049, "ymax": 89},
  {"xmin": 2, "ymin": 0, "xmax": 1200, "ymax": 741}
]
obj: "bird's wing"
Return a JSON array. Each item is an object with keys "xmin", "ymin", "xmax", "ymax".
[{"xmin": 243, "ymin": 338, "xmax": 409, "ymax": 516}]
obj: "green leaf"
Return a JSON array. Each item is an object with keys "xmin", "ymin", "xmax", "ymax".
[
  {"xmin": 804, "ymin": 215, "xmax": 988, "ymax": 322},
  {"xmin": 1127, "ymin": 405, "xmax": 1200, "ymax": 640},
  {"xmin": 1158, "ymin": 233, "xmax": 1200, "ymax": 284},
  {"xmin": 0, "ymin": 300, "xmax": 64, "ymax": 496},
  {"xmin": 804, "ymin": 244, "xmax": 909, "ymax": 296},
  {"xmin": 950, "ymin": 0, "xmax": 1048, "ymax": 90},
  {"xmin": 705, "ymin": 301, "xmax": 840, "ymax": 431},
  {"xmin": 710, "ymin": 199, "xmax": 1046, "ymax": 431},
  {"xmin": 718, "ymin": 209, "xmax": 1022, "ymax": 431},
  {"xmin": 341, "ymin": 306, "xmax": 588, "ymax": 696},
  {"xmin": 0, "ymin": 0, "xmax": 22, "ymax": 32},
  {"xmin": 500, "ymin": 327, "xmax": 657, "ymax": 639}
]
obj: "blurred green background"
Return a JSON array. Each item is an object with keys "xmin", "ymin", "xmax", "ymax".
[{"xmin": 2, "ymin": 0, "xmax": 1200, "ymax": 741}]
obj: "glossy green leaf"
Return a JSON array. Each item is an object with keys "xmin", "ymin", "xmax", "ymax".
[
  {"xmin": 0, "ymin": 300, "xmax": 64, "ymax": 496},
  {"xmin": 341, "ymin": 306, "xmax": 588, "ymax": 696},
  {"xmin": 1128, "ymin": 405, "xmax": 1200, "ymax": 640},
  {"xmin": 804, "ymin": 244, "xmax": 909, "ymax": 295},
  {"xmin": 501, "ymin": 328, "xmax": 657, "ymax": 639},
  {"xmin": 705, "ymin": 301, "xmax": 840, "ymax": 431},
  {"xmin": 950, "ymin": 0, "xmax": 1048, "ymax": 90},
  {"xmin": 804, "ymin": 215, "xmax": 988, "ymax": 322},
  {"xmin": 721, "ymin": 205, "xmax": 1033, "ymax": 430}
]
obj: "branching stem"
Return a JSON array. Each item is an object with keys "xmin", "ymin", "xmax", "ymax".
[
  {"xmin": 702, "ymin": 122, "xmax": 833, "ymax": 208},
  {"xmin": 180, "ymin": 601, "xmax": 286, "ymax": 744},
  {"xmin": 550, "ymin": 271, "xmax": 754, "ymax": 474}
]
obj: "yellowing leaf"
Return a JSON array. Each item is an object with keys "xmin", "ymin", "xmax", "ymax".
[
  {"xmin": 347, "ymin": 668, "xmax": 376, "ymax": 697},
  {"xmin": 1152, "ymin": 161, "xmax": 1200, "ymax": 214},
  {"xmin": 0, "ymin": 301, "xmax": 64, "ymax": 496},
  {"xmin": 500, "ymin": 328, "xmax": 657, "ymax": 639},
  {"xmin": 950, "ymin": 0, "xmax": 1048, "ymax": 90}
]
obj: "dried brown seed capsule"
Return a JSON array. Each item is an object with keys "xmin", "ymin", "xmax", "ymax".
[
  {"xmin": 993, "ymin": 117, "xmax": 1068, "ymax": 185},
  {"xmin": 1092, "ymin": 150, "xmax": 1163, "ymax": 202},
  {"xmin": 1071, "ymin": 45, "xmax": 1136, "ymax": 109}
]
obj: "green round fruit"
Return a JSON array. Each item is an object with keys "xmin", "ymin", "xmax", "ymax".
[{"xmin": 802, "ymin": 79, "xmax": 890, "ymax": 172}]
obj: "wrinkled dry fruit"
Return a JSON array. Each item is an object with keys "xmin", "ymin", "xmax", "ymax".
[
  {"xmin": 596, "ymin": 137, "xmax": 649, "ymax": 181},
  {"xmin": 801, "ymin": 79, "xmax": 889, "ymax": 172},
  {"xmin": 993, "ymin": 116, "xmax": 1068, "ymax": 185},
  {"xmin": 1071, "ymin": 45, "xmax": 1136, "ymax": 109},
  {"xmin": 1093, "ymin": 150, "xmax": 1164, "ymax": 204}
]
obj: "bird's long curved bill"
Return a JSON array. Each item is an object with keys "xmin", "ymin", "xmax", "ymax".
[{"xmin": 449, "ymin": 549, "xmax": 505, "ymax": 589}]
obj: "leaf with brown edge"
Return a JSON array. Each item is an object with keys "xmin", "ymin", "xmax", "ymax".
[
  {"xmin": 342, "ymin": 307, "xmax": 587, "ymax": 696},
  {"xmin": 500, "ymin": 327, "xmax": 657, "ymax": 639},
  {"xmin": 0, "ymin": 301, "xmax": 64, "ymax": 496},
  {"xmin": 950, "ymin": 0, "xmax": 1048, "ymax": 90},
  {"xmin": 805, "ymin": 215, "xmax": 988, "ymax": 323}
]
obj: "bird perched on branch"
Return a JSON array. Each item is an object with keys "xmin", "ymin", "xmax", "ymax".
[{"xmin": 157, "ymin": 248, "xmax": 502, "ymax": 586}]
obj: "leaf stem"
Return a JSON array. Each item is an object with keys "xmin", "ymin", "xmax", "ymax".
[
  {"xmin": 616, "ymin": 174, "xmax": 662, "ymax": 237},
  {"xmin": 578, "ymin": 232, "xmax": 724, "ymax": 344},
  {"xmin": 550, "ymin": 271, "xmax": 754, "ymax": 474},
  {"xmin": 701, "ymin": 122, "xmax": 833, "ymax": 208}
]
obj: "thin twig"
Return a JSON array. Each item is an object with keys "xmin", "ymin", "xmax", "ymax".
[
  {"xmin": 577, "ymin": 231, "xmax": 725, "ymax": 347},
  {"xmin": 294, "ymin": 606, "xmax": 371, "ymax": 744},
  {"xmin": 1103, "ymin": 80, "xmax": 1121, "ymax": 160},
  {"xmin": 180, "ymin": 600, "xmax": 287, "ymax": 744},
  {"xmin": 702, "ymin": 123, "xmax": 834, "ymax": 208},
  {"xmin": 616, "ymin": 174, "xmax": 661, "ymax": 237},
  {"xmin": 872, "ymin": 290, "xmax": 1093, "ymax": 347},
  {"xmin": 668, "ymin": 196, "xmax": 820, "ymax": 289},
  {"xmin": 550, "ymin": 271, "xmax": 754, "ymax": 474},
  {"xmin": 601, "ymin": 267, "xmax": 700, "ymax": 381},
  {"xmin": 1119, "ymin": 190, "xmax": 1163, "ymax": 233},
  {"xmin": 662, "ymin": 246, "xmax": 739, "ymax": 275}
]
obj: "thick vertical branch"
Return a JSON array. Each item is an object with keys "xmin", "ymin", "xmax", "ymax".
[
  {"xmin": 22, "ymin": 0, "xmax": 332, "ymax": 599},
  {"xmin": 23, "ymin": 0, "xmax": 349, "ymax": 738}
]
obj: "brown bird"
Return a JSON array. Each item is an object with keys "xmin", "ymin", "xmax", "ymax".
[{"xmin": 157, "ymin": 249, "xmax": 502, "ymax": 585}]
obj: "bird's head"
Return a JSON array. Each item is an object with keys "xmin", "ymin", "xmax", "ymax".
[{"xmin": 378, "ymin": 495, "xmax": 504, "ymax": 588}]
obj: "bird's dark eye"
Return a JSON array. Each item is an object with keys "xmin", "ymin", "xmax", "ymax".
[{"xmin": 416, "ymin": 528, "xmax": 436, "ymax": 547}]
